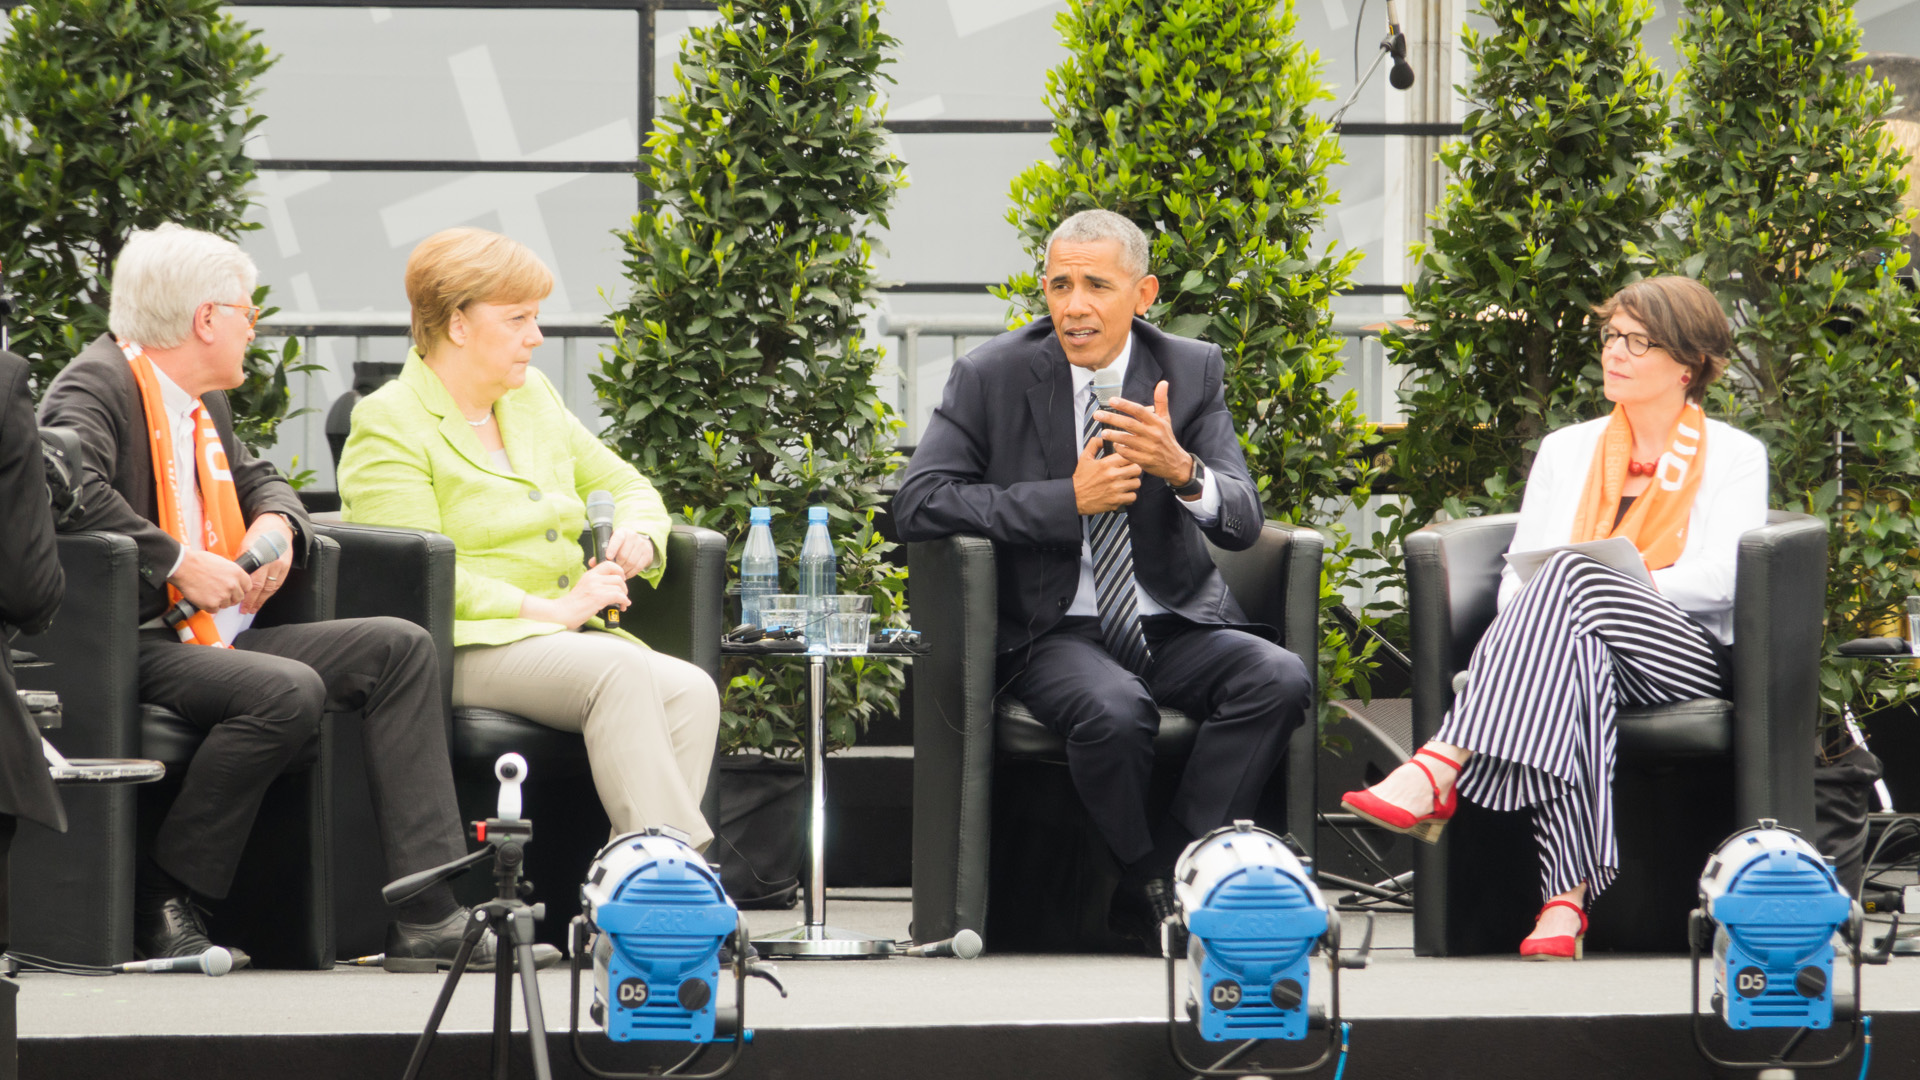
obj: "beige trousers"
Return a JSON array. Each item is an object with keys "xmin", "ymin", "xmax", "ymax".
[{"xmin": 452, "ymin": 630, "xmax": 720, "ymax": 850}]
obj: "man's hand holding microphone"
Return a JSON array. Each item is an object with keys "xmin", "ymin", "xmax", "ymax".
[{"xmin": 165, "ymin": 515, "xmax": 295, "ymax": 625}]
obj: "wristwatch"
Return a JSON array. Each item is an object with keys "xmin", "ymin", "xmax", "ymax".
[{"xmin": 1172, "ymin": 453, "xmax": 1207, "ymax": 498}]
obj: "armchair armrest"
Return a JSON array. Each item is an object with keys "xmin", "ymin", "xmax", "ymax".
[
  {"xmin": 1731, "ymin": 510, "xmax": 1827, "ymax": 830},
  {"xmin": 309, "ymin": 519, "xmax": 456, "ymax": 729},
  {"xmin": 907, "ymin": 534, "xmax": 999, "ymax": 944},
  {"xmin": 629, "ymin": 524, "xmax": 726, "ymax": 680},
  {"xmin": 14, "ymin": 532, "xmax": 143, "ymax": 760},
  {"xmin": 252, "ymin": 534, "xmax": 338, "ymax": 630},
  {"xmin": 1406, "ymin": 514, "xmax": 1520, "ymax": 745}
]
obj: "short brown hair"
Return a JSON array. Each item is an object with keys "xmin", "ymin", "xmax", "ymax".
[
  {"xmin": 1593, "ymin": 276, "xmax": 1731, "ymax": 404},
  {"xmin": 404, "ymin": 228, "xmax": 554, "ymax": 351}
]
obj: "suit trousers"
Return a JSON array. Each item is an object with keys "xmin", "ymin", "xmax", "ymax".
[
  {"xmin": 138, "ymin": 616, "xmax": 466, "ymax": 900},
  {"xmin": 999, "ymin": 615, "xmax": 1311, "ymax": 866},
  {"xmin": 451, "ymin": 630, "xmax": 721, "ymax": 850}
]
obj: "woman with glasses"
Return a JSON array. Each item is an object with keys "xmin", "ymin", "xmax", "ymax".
[
  {"xmin": 1342, "ymin": 275, "xmax": 1767, "ymax": 959},
  {"xmin": 337, "ymin": 227, "xmax": 720, "ymax": 850}
]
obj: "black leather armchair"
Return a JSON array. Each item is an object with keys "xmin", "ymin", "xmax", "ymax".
[
  {"xmin": 1405, "ymin": 510, "xmax": 1827, "ymax": 954},
  {"xmin": 908, "ymin": 521, "xmax": 1323, "ymax": 949},
  {"xmin": 311, "ymin": 518, "xmax": 727, "ymax": 951},
  {"xmin": 12, "ymin": 530, "xmax": 340, "ymax": 969}
]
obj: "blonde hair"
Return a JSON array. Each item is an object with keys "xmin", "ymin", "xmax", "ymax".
[
  {"xmin": 108, "ymin": 224, "xmax": 257, "ymax": 348},
  {"xmin": 404, "ymin": 228, "xmax": 554, "ymax": 351}
]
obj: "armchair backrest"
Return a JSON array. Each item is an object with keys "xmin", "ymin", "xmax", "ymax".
[{"xmin": 1731, "ymin": 510, "xmax": 1826, "ymax": 829}]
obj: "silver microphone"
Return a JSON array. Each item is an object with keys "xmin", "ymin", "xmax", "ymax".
[
  {"xmin": 904, "ymin": 929, "xmax": 983, "ymax": 959},
  {"xmin": 115, "ymin": 947, "xmax": 233, "ymax": 976},
  {"xmin": 160, "ymin": 529, "xmax": 289, "ymax": 628},
  {"xmin": 1089, "ymin": 368, "xmax": 1124, "ymax": 457}
]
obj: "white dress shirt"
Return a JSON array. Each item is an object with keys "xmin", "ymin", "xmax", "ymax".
[
  {"xmin": 1496, "ymin": 414, "xmax": 1769, "ymax": 646},
  {"xmin": 153, "ymin": 362, "xmax": 257, "ymax": 641},
  {"xmin": 1065, "ymin": 333, "xmax": 1223, "ymax": 618}
]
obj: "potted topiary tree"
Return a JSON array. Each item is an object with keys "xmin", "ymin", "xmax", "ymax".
[
  {"xmin": 1386, "ymin": 0, "xmax": 1670, "ymax": 522},
  {"xmin": 1660, "ymin": 0, "xmax": 1920, "ymax": 721},
  {"xmin": 999, "ymin": 0, "xmax": 1382, "ymax": 722},
  {"xmin": 596, "ymin": 0, "xmax": 907, "ymax": 904},
  {"xmin": 0, "ymin": 0, "xmax": 306, "ymax": 450}
]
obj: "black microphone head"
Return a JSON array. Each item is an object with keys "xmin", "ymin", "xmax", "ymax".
[
  {"xmin": 586, "ymin": 489, "xmax": 616, "ymax": 528},
  {"xmin": 1390, "ymin": 61, "xmax": 1416, "ymax": 90}
]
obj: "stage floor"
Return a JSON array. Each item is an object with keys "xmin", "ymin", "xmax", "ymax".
[{"xmin": 20, "ymin": 894, "xmax": 1920, "ymax": 1037}]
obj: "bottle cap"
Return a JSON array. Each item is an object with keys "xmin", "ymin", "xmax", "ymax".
[
  {"xmin": 809, "ymin": 506, "xmax": 829, "ymax": 524},
  {"xmin": 750, "ymin": 507, "xmax": 771, "ymax": 524}
]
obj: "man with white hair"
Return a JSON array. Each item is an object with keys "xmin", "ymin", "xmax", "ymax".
[
  {"xmin": 895, "ymin": 208, "xmax": 1312, "ymax": 951},
  {"xmin": 39, "ymin": 224, "xmax": 554, "ymax": 972}
]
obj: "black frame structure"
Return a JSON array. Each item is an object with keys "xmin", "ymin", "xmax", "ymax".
[{"xmin": 237, "ymin": 0, "xmax": 1460, "ymax": 296}]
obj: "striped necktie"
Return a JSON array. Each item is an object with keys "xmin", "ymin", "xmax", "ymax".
[{"xmin": 1082, "ymin": 386, "xmax": 1152, "ymax": 674}]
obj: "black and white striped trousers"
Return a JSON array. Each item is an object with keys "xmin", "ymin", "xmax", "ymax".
[{"xmin": 1437, "ymin": 551, "xmax": 1727, "ymax": 901}]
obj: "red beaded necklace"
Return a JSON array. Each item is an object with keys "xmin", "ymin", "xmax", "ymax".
[{"xmin": 1627, "ymin": 459, "xmax": 1658, "ymax": 477}]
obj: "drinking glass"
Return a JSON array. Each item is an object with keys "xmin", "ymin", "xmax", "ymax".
[{"xmin": 826, "ymin": 613, "xmax": 874, "ymax": 654}]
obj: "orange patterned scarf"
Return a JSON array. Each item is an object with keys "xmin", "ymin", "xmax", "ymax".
[
  {"xmin": 1569, "ymin": 402, "xmax": 1709, "ymax": 572},
  {"xmin": 122, "ymin": 340, "xmax": 247, "ymax": 646}
]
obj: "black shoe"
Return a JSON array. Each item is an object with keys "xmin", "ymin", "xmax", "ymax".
[
  {"xmin": 1144, "ymin": 877, "xmax": 1188, "ymax": 959},
  {"xmin": 134, "ymin": 895, "xmax": 252, "ymax": 970},
  {"xmin": 382, "ymin": 908, "xmax": 563, "ymax": 973}
]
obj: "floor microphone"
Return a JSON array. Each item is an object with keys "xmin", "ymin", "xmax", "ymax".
[
  {"xmin": 161, "ymin": 530, "xmax": 289, "ymax": 628},
  {"xmin": 115, "ymin": 947, "xmax": 233, "ymax": 976},
  {"xmin": 904, "ymin": 929, "xmax": 982, "ymax": 958},
  {"xmin": 586, "ymin": 489, "xmax": 620, "ymax": 627}
]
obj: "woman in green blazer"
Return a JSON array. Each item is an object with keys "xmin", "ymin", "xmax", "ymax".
[{"xmin": 338, "ymin": 228, "xmax": 719, "ymax": 850}]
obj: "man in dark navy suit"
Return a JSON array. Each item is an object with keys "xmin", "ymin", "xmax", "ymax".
[{"xmin": 894, "ymin": 209, "xmax": 1311, "ymax": 942}]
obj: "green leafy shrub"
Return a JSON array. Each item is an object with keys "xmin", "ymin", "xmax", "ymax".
[
  {"xmin": 596, "ymin": 0, "xmax": 907, "ymax": 755},
  {"xmin": 998, "ymin": 0, "xmax": 1381, "ymax": 716},
  {"xmin": 1387, "ymin": 0, "xmax": 1669, "ymax": 522},
  {"xmin": 1661, "ymin": 0, "xmax": 1920, "ymax": 719},
  {"xmin": 0, "ymin": 0, "xmax": 306, "ymax": 450}
]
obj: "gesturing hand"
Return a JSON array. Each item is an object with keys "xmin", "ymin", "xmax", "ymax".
[
  {"xmin": 1095, "ymin": 380, "xmax": 1192, "ymax": 487},
  {"xmin": 1073, "ymin": 433, "xmax": 1141, "ymax": 515},
  {"xmin": 590, "ymin": 527, "xmax": 655, "ymax": 578}
]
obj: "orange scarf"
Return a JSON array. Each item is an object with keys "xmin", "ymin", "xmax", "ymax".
[
  {"xmin": 1569, "ymin": 402, "xmax": 1709, "ymax": 572},
  {"xmin": 122, "ymin": 340, "xmax": 247, "ymax": 647}
]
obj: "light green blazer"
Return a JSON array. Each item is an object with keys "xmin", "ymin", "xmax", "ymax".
[{"xmin": 338, "ymin": 352, "xmax": 671, "ymax": 649}]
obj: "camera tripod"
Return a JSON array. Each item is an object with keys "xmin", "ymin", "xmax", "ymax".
[{"xmin": 390, "ymin": 814, "xmax": 554, "ymax": 1080}]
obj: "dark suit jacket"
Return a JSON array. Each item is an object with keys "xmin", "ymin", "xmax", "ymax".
[
  {"xmin": 37, "ymin": 334, "xmax": 311, "ymax": 626},
  {"xmin": 894, "ymin": 317, "xmax": 1265, "ymax": 656},
  {"xmin": 0, "ymin": 350, "xmax": 68, "ymax": 831}
]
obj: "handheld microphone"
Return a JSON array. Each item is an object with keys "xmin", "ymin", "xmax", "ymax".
[
  {"xmin": 1386, "ymin": 0, "xmax": 1415, "ymax": 90},
  {"xmin": 161, "ymin": 529, "xmax": 289, "ymax": 628},
  {"xmin": 115, "ymin": 947, "xmax": 233, "ymax": 976},
  {"xmin": 904, "ymin": 929, "xmax": 983, "ymax": 959},
  {"xmin": 585, "ymin": 489, "xmax": 620, "ymax": 628},
  {"xmin": 1090, "ymin": 368, "xmax": 1124, "ymax": 457}
]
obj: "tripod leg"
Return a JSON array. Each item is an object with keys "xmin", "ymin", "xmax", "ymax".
[
  {"xmin": 512, "ymin": 911, "xmax": 554, "ymax": 1080},
  {"xmin": 402, "ymin": 913, "xmax": 488, "ymax": 1080},
  {"xmin": 493, "ymin": 921, "xmax": 515, "ymax": 1080}
]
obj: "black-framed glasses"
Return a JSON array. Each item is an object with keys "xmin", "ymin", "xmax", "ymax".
[
  {"xmin": 212, "ymin": 302, "xmax": 263, "ymax": 329},
  {"xmin": 1598, "ymin": 327, "xmax": 1663, "ymax": 356}
]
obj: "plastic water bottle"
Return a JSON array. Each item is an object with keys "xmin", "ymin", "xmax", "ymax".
[
  {"xmin": 797, "ymin": 506, "xmax": 838, "ymax": 653},
  {"xmin": 740, "ymin": 508, "xmax": 780, "ymax": 629}
]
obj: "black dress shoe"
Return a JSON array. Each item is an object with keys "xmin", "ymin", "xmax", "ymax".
[
  {"xmin": 383, "ymin": 908, "xmax": 563, "ymax": 973},
  {"xmin": 134, "ymin": 895, "xmax": 252, "ymax": 970}
]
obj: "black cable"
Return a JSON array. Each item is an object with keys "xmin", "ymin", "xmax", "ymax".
[
  {"xmin": 1352, "ymin": 0, "xmax": 1370, "ymax": 86},
  {"xmin": 1861, "ymin": 816, "xmax": 1920, "ymax": 896},
  {"xmin": 7, "ymin": 951, "xmax": 118, "ymax": 977}
]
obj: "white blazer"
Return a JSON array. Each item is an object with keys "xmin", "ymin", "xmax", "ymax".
[{"xmin": 1496, "ymin": 414, "xmax": 1770, "ymax": 646}]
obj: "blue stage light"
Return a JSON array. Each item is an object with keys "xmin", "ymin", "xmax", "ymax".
[
  {"xmin": 578, "ymin": 828, "xmax": 740, "ymax": 1044},
  {"xmin": 1690, "ymin": 818, "xmax": 1894, "ymax": 1074},
  {"xmin": 1165, "ymin": 821, "xmax": 1364, "ymax": 1078}
]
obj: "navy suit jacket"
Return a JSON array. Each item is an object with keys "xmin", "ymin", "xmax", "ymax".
[{"xmin": 894, "ymin": 316, "xmax": 1266, "ymax": 657}]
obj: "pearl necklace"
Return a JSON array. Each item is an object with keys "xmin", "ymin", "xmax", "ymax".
[{"xmin": 462, "ymin": 409, "xmax": 493, "ymax": 427}]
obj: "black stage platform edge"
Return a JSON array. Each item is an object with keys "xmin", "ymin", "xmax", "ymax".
[{"xmin": 23, "ymin": 1011, "xmax": 1919, "ymax": 1080}]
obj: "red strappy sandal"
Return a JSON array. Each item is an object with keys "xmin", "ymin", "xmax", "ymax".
[
  {"xmin": 1339, "ymin": 747, "xmax": 1461, "ymax": 844},
  {"xmin": 1518, "ymin": 899, "xmax": 1589, "ymax": 961}
]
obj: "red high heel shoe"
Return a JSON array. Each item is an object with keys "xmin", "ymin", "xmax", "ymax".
[
  {"xmin": 1519, "ymin": 900, "xmax": 1588, "ymax": 961},
  {"xmin": 1339, "ymin": 747, "xmax": 1460, "ymax": 844}
]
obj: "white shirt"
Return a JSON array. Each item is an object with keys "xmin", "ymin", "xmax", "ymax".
[
  {"xmin": 1065, "ymin": 334, "xmax": 1222, "ymax": 618},
  {"xmin": 153, "ymin": 363, "xmax": 257, "ymax": 641},
  {"xmin": 1497, "ymin": 414, "xmax": 1769, "ymax": 646}
]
